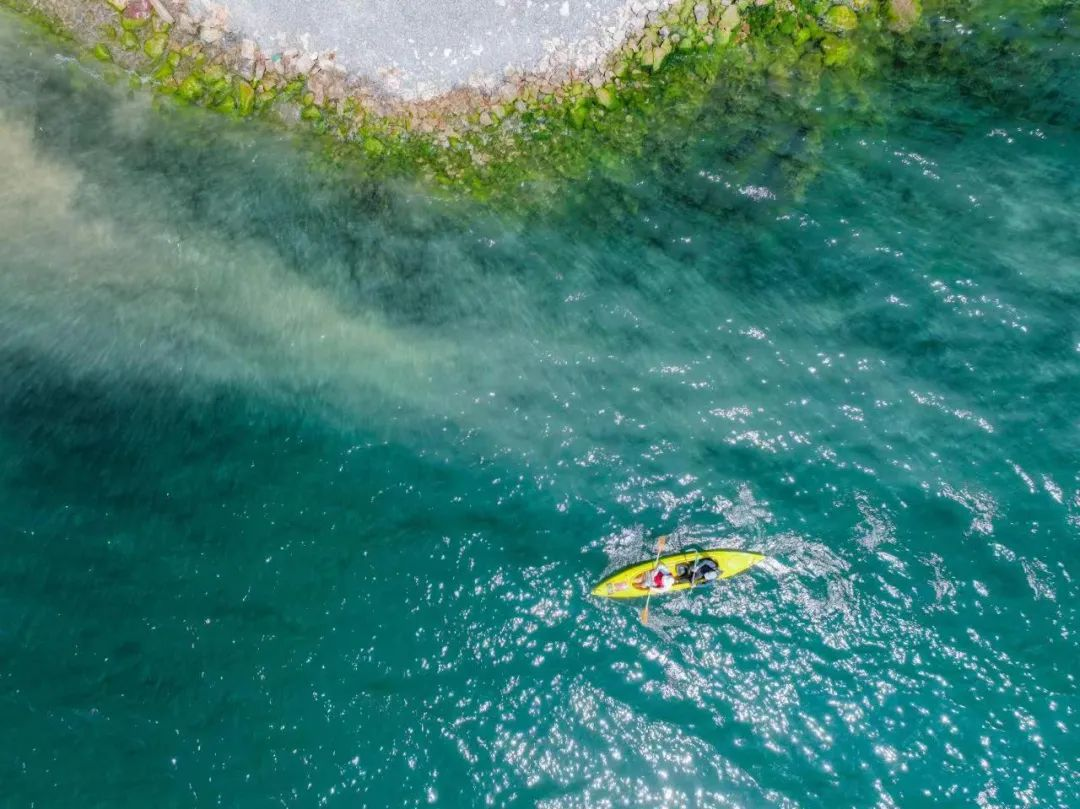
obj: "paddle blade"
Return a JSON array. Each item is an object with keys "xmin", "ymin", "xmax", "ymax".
[
  {"xmin": 656, "ymin": 535, "xmax": 667, "ymax": 553},
  {"xmin": 640, "ymin": 606, "xmax": 649, "ymax": 624}
]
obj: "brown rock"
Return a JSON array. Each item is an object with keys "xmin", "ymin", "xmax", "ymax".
[
  {"xmin": 124, "ymin": 0, "xmax": 151, "ymax": 20},
  {"xmin": 295, "ymin": 53, "xmax": 315, "ymax": 75}
]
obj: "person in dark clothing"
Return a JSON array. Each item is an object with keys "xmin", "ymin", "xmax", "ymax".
[{"xmin": 678, "ymin": 557, "xmax": 720, "ymax": 586}]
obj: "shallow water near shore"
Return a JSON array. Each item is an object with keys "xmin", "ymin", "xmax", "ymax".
[{"xmin": 2, "ymin": 4, "xmax": 1078, "ymax": 807}]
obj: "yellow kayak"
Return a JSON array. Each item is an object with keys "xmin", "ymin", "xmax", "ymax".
[{"xmin": 591, "ymin": 548, "xmax": 765, "ymax": 599}]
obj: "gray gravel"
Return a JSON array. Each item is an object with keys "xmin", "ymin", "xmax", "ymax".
[{"xmin": 191, "ymin": 0, "xmax": 668, "ymax": 99}]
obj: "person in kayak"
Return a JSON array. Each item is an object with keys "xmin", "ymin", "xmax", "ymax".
[
  {"xmin": 678, "ymin": 557, "xmax": 720, "ymax": 585},
  {"xmin": 641, "ymin": 563, "xmax": 676, "ymax": 591}
]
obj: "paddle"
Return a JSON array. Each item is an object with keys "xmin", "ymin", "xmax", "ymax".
[{"xmin": 639, "ymin": 535, "xmax": 667, "ymax": 625}]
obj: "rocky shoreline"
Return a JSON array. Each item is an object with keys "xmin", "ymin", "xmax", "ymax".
[{"xmin": 6, "ymin": 0, "xmax": 925, "ymax": 190}]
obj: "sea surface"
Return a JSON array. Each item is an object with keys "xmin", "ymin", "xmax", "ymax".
[{"xmin": 1, "ymin": 4, "xmax": 1078, "ymax": 807}]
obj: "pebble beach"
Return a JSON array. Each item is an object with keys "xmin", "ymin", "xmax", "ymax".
[{"xmin": 186, "ymin": 0, "xmax": 681, "ymax": 100}]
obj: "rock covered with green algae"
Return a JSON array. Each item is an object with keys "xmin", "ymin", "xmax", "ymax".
[
  {"xmin": 143, "ymin": 30, "xmax": 167, "ymax": 59},
  {"xmin": 233, "ymin": 79, "xmax": 255, "ymax": 116},
  {"xmin": 820, "ymin": 33, "xmax": 854, "ymax": 66},
  {"xmin": 5, "ymin": 0, "xmax": 928, "ymax": 198},
  {"xmin": 887, "ymin": 0, "xmax": 922, "ymax": 32},
  {"xmin": 823, "ymin": 5, "xmax": 860, "ymax": 31}
]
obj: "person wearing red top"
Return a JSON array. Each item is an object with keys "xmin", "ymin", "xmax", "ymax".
[{"xmin": 644, "ymin": 563, "xmax": 675, "ymax": 591}]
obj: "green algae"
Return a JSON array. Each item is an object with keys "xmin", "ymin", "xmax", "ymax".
[
  {"xmin": 233, "ymin": 79, "xmax": 255, "ymax": 116},
  {"xmin": 0, "ymin": 0, "xmax": 74, "ymax": 41},
  {"xmin": 119, "ymin": 15, "xmax": 147, "ymax": 33},
  {"xmin": 176, "ymin": 74, "xmax": 203, "ymax": 101},
  {"xmin": 820, "ymin": 34, "xmax": 853, "ymax": 66},
  {"xmin": 824, "ymin": 5, "xmax": 860, "ymax": 31},
  {"xmin": 143, "ymin": 31, "xmax": 167, "ymax": 59},
  {"xmin": 150, "ymin": 60, "xmax": 173, "ymax": 81}
]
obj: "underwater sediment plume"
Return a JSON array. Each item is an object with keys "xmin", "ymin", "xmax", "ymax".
[{"xmin": 8, "ymin": 0, "xmax": 926, "ymax": 189}]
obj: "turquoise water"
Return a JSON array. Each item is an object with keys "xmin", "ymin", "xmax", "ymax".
[{"xmin": 1, "ymin": 4, "xmax": 1078, "ymax": 807}]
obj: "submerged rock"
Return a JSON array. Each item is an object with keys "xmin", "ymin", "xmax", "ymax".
[
  {"xmin": 233, "ymin": 79, "xmax": 255, "ymax": 115},
  {"xmin": 823, "ymin": 5, "xmax": 859, "ymax": 32},
  {"xmin": 120, "ymin": 15, "xmax": 148, "ymax": 33},
  {"xmin": 143, "ymin": 32, "xmax": 168, "ymax": 60},
  {"xmin": 651, "ymin": 39, "xmax": 674, "ymax": 72},
  {"xmin": 820, "ymin": 33, "xmax": 853, "ymax": 66},
  {"xmin": 151, "ymin": 60, "xmax": 174, "ymax": 80},
  {"xmin": 177, "ymin": 74, "xmax": 204, "ymax": 101},
  {"xmin": 887, "ymin": 0, "xmax": 922, "ymax": 32}
]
